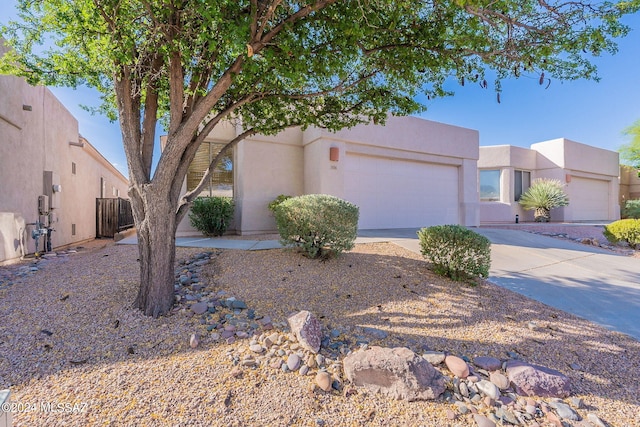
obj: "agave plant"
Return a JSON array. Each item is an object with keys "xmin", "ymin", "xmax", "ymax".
[{"xmin": 518, "ymin": 178, "xmax": 569, "ymax": 222}]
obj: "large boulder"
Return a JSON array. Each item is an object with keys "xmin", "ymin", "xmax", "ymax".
[
  {"xmin": 343, "ymin": 346, "xmax": 446, "ymax": 401},
  {"xmin": 505, "ymin": 360, "xmax": 571, "ymax": 398},
  {"xmin": 287, "ymin": 310, "xmax": 322, "ymax": 353}
]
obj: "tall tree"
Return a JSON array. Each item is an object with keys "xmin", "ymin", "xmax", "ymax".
[
  {"xmin": 2, "ymin": 0, "xmax": 637, "ymax": 316},
  {"xmin": 621, "ymin": 119, "xmax": 640, "ymax": 168}
]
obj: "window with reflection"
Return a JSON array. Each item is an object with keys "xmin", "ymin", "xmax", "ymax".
[
  {"xmin": 187, "ymin": 142, "xmax": 233, "ymax": 197},
  {"xmin": 480, "ymin": 169, "xmax": 501, "ymax": 201}
]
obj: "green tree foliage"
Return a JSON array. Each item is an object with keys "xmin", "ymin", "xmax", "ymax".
[
  {"xmin": 2, "ymin": 0, "xmax": 637, "ymax": 316},
  {"xmin": 622, "ymin": 199, "xmax": 640, "ymax": 219},
  {"xmin": 417, "ymin": 225, "xmax": 491, "ymax": 283},
  {"xmin": 274, "ymin": 194, "xmax": 359, "ymax": 259},
  {"xmin": 518, "ymin": 178, "xmax": 569, "ymax": 222},
  {"xmin": 620, "ymin": 119, "xmax": 640, "ymax": 168}
]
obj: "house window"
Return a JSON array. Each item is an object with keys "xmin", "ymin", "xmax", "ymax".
[
  {"xmin": 187, "ymin": 142, "xmax": 233, "ymax": 197},
  {"xmin": 514, "ymin": 170, "xmax": 531, "ymax": 201},
  {"xmin": 480, "ymin": 170, "xmax": 501, "ymax": 201},
  {"xmin": 72, "ymin": 162, "xmax": 76, "ymax": 175}
]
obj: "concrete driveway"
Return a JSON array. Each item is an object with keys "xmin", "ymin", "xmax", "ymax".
[{"xmin": 359, "ymin": 228, "xmax": 640, "ymax": 341}]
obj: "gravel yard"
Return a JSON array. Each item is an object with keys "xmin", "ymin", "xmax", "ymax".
[{"xmin": 0, "ymin": 227, "xmax": 639, "ymax": 426}]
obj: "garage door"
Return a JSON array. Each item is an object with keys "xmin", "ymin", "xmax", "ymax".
[
  {"xmin": 569, "ymin": 177, "xmax": 609, "ymax": 220},
  {"xmin": 344, "ymin": 154, "xmax": 459, "ymax": 229}
]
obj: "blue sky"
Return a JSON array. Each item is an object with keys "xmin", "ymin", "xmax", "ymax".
[{"xmin": 1, "ymin": 1, "xmax": 639, "ymax": 178}]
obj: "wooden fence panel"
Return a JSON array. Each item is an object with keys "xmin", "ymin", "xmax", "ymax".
[{"xmin": 96, "ymin": 198, "xmax": 134, "ymax": 238}]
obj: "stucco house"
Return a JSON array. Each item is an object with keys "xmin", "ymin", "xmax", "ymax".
[
  {"xmin": 177, "ymin": 115, "xmax": 481, "ymax": 236},
  {"xmin": 620, "ymin": 165, "xmax": 640, "ymax": 206},
  {"xmin": 478, "ymin": 139, "xmax": 621, "ymax": 223},
  {"xmin": 178, "ymin": 122, "xmax": 625, "ymax": 235},
  {"xmin": 0, "ymin": 42, "xmax": 129, "ymax": 264}
]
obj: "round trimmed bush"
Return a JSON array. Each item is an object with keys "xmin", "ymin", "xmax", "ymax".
[
  {"xmin": 603, "ymin": 219, "xmax": 640, "ymax": 249},
  {"xmin": 417, "ymin": 225, "xmax": 491, "ymax": 283},
  {"xmin": 189, "ymin": 196, "xmax": 234, "ymax": 236},
  {"xmin": 274, "ymin": 194, "xmax": 359, "ymax": 259}
]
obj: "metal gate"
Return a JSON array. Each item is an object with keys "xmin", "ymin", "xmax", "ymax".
[{"xmin": 96, "ymin": 198, "xmax": 134, "ymax": 238}]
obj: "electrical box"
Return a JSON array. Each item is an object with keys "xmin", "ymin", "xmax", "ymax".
[
  {"xmin": 43, "ymin": 171, "xmax": 61, "ymax": 209},
  {"xmin": 38, "ymin": 195, "xmax": 49, "ymax": 215}
]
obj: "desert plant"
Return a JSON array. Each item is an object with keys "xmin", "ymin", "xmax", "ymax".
[
  {"xmin": 268, "ymin": 194, "xmax": 292, "ymax": 214},
  {"xmin": 622, "ymin": 199, "xmax": 640, "ymax": 219},
  {"xmin": 189, "ymin": 196, "xmax": 234, "ymax": 236},
  {"xmin": 518, "ymin": 178, "xmax": 569, "ymax": 222},
  {"xmin": 418, "ymin": 225, "xmax": 491, "ymax": 283},
  {"xmin": 274, "ymin": 194, "xmax": 359, "ymax": 259},
  {"xmin": 603, "ymin": 219, "xmax": 640, "ymax": 248}
]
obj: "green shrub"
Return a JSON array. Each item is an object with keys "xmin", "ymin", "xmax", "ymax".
[
  {"xmin": 417, "ymin": 225, "xmax": 491, "ymax": 283},
  {"xmin": 622, "ymin": 199, "xmax": 640, "ymax": 219},
  {"xmin": 603, "ymin": 219, "xmax": 640, "ymax": 248},
  {"xmin": 268, "ymin": 194, "xmax": 292, "ymax": 214},
  {"xmin": 274, "ymin": 194, "xmax": 359, "ymax": 259},
  {"xmin": 189, "ymin": 196, "xmax": 234, "ymax": 236}
]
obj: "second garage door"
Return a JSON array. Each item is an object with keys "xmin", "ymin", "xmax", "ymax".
[
  {"xmin": 569, "ymin": 177, "xmax": 609, "ymax": 221},
  {"xmin": 344, "ymin": 154, "xmax": 460, "ymax": 229}
]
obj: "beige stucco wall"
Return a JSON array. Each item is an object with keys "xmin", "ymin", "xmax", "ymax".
[
  {"xmin": 303, "ymin": 116, "xmax": 480, "ymax": 228},
  {"xmin": 620, "ymin": 165, "xmax": 640, "ymax": 205},
  {"xmin": 479, "ymin": 139, "xmax": 620, "ymax": 223},
  {"xmin": 479, "ymin": 145, "xmax": 538, "ymax": 223},
  {"xmin": 0, "ymin": 47, "xmax": 129, "ymax": 263}
]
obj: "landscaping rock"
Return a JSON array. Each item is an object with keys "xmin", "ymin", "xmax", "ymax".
[
  {"xmin": 473, "ymin": 414, "xmax": 497, "ymax": 427},
  {"xmin": 190, "ymin": 302, "xmax": 208, "ymax": 315},
  {"xmin": 287, "ymin": 354, "xmax": 301, "ymax": 371},
  {"xmin": 474, "ymin": 356, "xmax": 502, "ymax": 371},
  {"xmin": 445, "ymin": 355, "xmax": 470, "ymax": 378},
  {"xmin": 315, "ymin": 371, "xmax": 333, "ymax": 392},
  {"xmin": 506, "ymin": 360, "xmax": 571, "ymax": 398},
  {"xmin": 422, "ymin": 351, "xmax": 446, "ymax": 365},
  {"xmin": 287, "ymin": 310, "xmax": 322, "ymax": 354},
  {"xmin": 489, "ymin": 371, "xmax": 510, "ymax": 390},
  {"xmin": 550, "ymin": 401, "xmax": 579, "ymax": 420},
  {"xmin": 477, "ymin": 379, "xmax": 501, "ymax": 400},
  {"xmin": 343, "ymin": 346, "xmax": 445, "ymax": 401}
]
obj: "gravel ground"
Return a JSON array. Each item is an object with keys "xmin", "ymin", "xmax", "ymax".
[{"xmin": 0, "ymin": 227, "xmax": 638, "ymax": 426}]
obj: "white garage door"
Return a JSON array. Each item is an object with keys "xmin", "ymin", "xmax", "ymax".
[
  {"xmin": 569, "ymin": 177, "xmax": 609, "ymax": 220},
  {"xmin": 344, "ymin": 155, "xmax": 459, "ymax": 229}
]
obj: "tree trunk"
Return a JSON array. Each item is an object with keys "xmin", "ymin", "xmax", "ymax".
[
  {"xmin": 130, "ymin": 185, "xmax": 178, "ymax": 317},
  {"xmin": 534, "ymin": 207, "xmax": 550, "ymax": 222}
]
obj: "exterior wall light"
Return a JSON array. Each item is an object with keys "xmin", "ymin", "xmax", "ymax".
[{"xmin": 329, "ymin": 147, "xmax": 339, "ymax": 162}]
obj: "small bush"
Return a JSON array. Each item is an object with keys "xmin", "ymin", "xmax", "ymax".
[
  {"xmin": 274, "ymin": 194, "xmax": 359, "ymax": 259},
  {"xmin": 603, "ymin": 219, "xmax": 640, "ymax": 248},
  {"xmin": 189, "ymin": 196, "xmax": 234, "ymax": 236},
  {"xmin": 268, "ymin": 194, "xmax": 292, "ymax": 214},
  {"xmin": 622, "ymin": 199, "xmax": 640, "ymax": 219},
  {"xmin": 417, "ymin": 225, "xmax": 491, "ymax": 283}
]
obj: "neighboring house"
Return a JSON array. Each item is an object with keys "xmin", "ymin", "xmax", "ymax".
[
  {"xmin": 478, "ymin": 139, "xmax": 620, "ymax": 223},
  {"xmin": 620, "ymin": 165, "xmax": 640, "ymax": 205},
  {"xmin": 177, "ymin": 115, "xmax": 481, "ymax": 235},
  {"xmin": 0, "ymin": 42, "xmax": 129, "ymax": 264}
]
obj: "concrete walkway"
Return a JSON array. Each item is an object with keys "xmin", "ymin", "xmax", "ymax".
[{"xmin": 118, "ymin": 228, "xmax": 640, "ymax": 341}]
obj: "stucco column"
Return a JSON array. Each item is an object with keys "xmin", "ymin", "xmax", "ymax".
[{"xmin": 459, "ymin": 158, "xmax": 479, "ymax": 226}]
